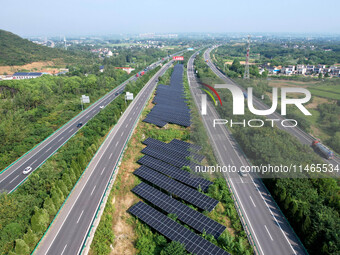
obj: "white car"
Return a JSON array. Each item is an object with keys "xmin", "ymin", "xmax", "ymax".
[
  {"xmin": 23, "ymin": 166, "xmax": 32, "ymax": 175},
  {"xmin": 99, "ymin": 105, "xmax": 104, "ymax": 109},
  {"xmin": 240, "ymin": 170, "xmax": 247, "ymax": 177}
]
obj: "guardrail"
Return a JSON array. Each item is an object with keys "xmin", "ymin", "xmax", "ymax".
[
  {"xmin": 188, "ymin": 52, "xmax": 260, "ymax": 255},
  {"xmin": 78, "ymin": 62, "xmax": 173, "ymax": 254},
  {"xmin": 203, "ymin": 49, "xmax": 309, "ymax": 255}
]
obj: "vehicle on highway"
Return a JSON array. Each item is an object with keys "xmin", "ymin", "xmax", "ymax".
[
  {"xmin": 312, "ymin": 140, "xmax": 334, "ymax": 159},
  {"xmin": 240, "ymin": 170, "xmax": 247, "ymax": 177},
  {"xmin": 23, "ymin": 166, "xmax": 32, "ymax": 175},
  {"xmin": 115, "ymin": 92, "xmax": 119, "ymax": 96},
  {"xmin": 99, "ymin": 105, "xmax": 104, "ymax": 109},
  {"xmin": 77, "ymin": 122, "xmax": 83, "ymax": 128}
]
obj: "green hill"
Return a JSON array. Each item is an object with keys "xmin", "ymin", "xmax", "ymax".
[{"xmin": 0, "ymin": 29, "xmax": 70, "ymax": 66}]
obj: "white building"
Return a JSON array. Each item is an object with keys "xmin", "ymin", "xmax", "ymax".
[
  {"xmin": 297, "ymin": 65, "xmax": 307, "ymax": 75},
  {"xmin": 12, "ymin": 72, "xmax": 45, "ymax": 79},
  {"xmin": 281, "ymin": 65, "xmax": 295, "ymax": 75}
]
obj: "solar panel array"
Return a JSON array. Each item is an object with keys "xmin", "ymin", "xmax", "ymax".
[
  {"xmin": 129, "ymin": 137, "xmax": 228, "ymax": 254},
  {"xmin": 170, "ymin": 138, "xmax": 202, "ymax": 152},
  {"xmin": 134, "ymin": 166, "xmax": 219, "ymax": 212},
  {"xmin": 138, "ymin": 155, "xmax": 211, "ymax": 191},
  {"xmin": 143, "ymin": 64, "xmax": 191, "ymax": 127},
  {"xmin": 128, "ymin": 202, "xmax": 230, "ymax": 255},
  {"xmin": 132, "ymin": 182, "xmax": 226, "ymax": 239},
  {"xmin": 142, "ymin": 137, "xmax": 205, "ymax": 162}
]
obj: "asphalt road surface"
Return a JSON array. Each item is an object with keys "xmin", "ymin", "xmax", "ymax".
[
  {"xmin": 34, "ymin": 60, "xmax": 173, "ymax": 255},
  {"xmin": 204, "ymin": 47, "xmax": 340, "ymax": 170},
  {"xmin": 0, "ymin": 53, "xmax": 181, "ymax": 193},
  {"xmin": 188, "ymin": 52, "xmax": 307, "ymax": 255}
]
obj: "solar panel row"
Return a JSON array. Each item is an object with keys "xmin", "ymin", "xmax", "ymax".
[
  {"xmin": 132, "ymin": 182, "xmax": 226, "ymax": 239},
  {"xmin": 142, "ymin": 137, "xmax": 205, "ymax": 162},
  {"xmin": 143, "ymin": 64, "xmax": 191, "ymax": 127},
  {"xmin": 128, "ymin": 202, "xmax": 230, "ymax": 255},
  {"xmin": 133, "ymin": 166, "xmax": 219, "ymax": 212},
  {"xmin": 138, "ymin": 155, "xmax": 212, "ymax": 191},
  {"xmin": 141, "ymin": 146, "xmax": 191, "ymax": 168},
  {"xmin": 170, "ymin": 138, "xmax": 202, "ymax": 152}
]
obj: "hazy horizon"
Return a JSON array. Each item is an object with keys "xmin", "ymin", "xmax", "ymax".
[{"xmin": 1, "ymin": 0, "xmax": 340, "ymax": 37}]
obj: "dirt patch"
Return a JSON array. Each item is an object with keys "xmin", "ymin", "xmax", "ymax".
[
  {"xmin": 0, "ymin": 60, "xmax": 65, "ymax": 75},
  {"xmin": 268, "ymin": 80, "xmax": 318, "ymax": 88},
  {"xmin": 110, "ymin": 135, "xmax": 143, "ymax": 255},
  {"xmin": 306, "ymin": 97, "xmax": 332, "ymax": 109}
]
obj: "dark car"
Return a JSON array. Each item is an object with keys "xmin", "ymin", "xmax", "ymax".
[
  {"xmin": 115, "ymin": 92, "xmax": 119, "ymax": 96},
  {"xmin": 77, "ymin": 122, "xmax": 83, "ymax": 128}
]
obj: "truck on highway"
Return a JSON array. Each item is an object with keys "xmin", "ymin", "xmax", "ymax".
[
  {"xmin": 136, "ymin": 71, "xmax": 145, "ymax": 78},
  {"xmin": 312, "ymin": 140, "xmax": 334, "ymax": 159}
]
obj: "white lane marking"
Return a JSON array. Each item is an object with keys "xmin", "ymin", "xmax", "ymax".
[
  {"xmin": 61, "ymin": 244, "xmax": 68, "ymax": 255},
  {"xmin": 44, "ymin": 60, "xmax": 170, "ymax": 254},
  {"xmin": 121, "ymin": 132, "xmax": 124, "ymax": 137},
  {"xmin": 239, "ymin": 176, "xmax": 244, "ymax": 183},
  {"xmin": 265, "ymin": 225, "xmax": 274, "ymax": 241},
  {"xmin": 115, "ymin": 141, "xmax": 119, "ymax": 147},
  {"xmin": 9, "ymin": 175, "xmax": 20, "ymax": 184},
  {"xmin": 46, "ymin": 147, "xmax": 52, "ymax": 152},
  {"xmin": 90, "ymin": 185, "xmax": 96, "ymax": 196},
  {"xmin": 187, "ymin": 58, "xmax": 265, "ymax": 255},
  {"xmin": 129, "ymin": 117, "xmax": 132, "ymax": 121},
  {"xmin": 101, "ymin": 167, "xmax": 106, "ymax": 176},
  {"xmin": 249, "ymin": 196, "xmax": 256, "ymax": 207},
  {"xmin": 32, "ymin": 159, "xmax": 38, "ymax": 164},
  {"xmin": 76, "ymin": 210, "xmax": 84, "ymax": 224},
  {"xmin": 251, "ymin": 178, "xmax": 297, "ymax": 254},
  {"xmin": 199, "ymin": 58, "xmax": 296, "ymax": 254},
  {"xmin": 58, "ymin": 136, "xmax": 64, "ymax": 142},
  {"xmin": 109, "ymin": 153, "xmax": 113, "ymax": 159},
  {"xmin": 125, "ymin": 124, "xmax": 128, "ymax": 128}
]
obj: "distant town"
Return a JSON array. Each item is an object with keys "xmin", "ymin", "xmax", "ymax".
[{"xmin": 260, "ymin": 63, "xmax": 340, "ymax": 77}]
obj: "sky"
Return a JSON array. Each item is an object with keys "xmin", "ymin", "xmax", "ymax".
[{"xmin": 1, "ymin": 0, "xmax": 340, "ymax": 37}]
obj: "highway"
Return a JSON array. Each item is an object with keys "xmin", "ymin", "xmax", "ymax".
[
  {"xmin": 0, "ymin": 53, "xmax": 180, "ymax": 193},
  {"xmin": 188, "ymin": 52, "xmax": 307, "ymax": 255},
  {"xmin": 204, "ymin": 47, "xmax": 340, "ymax": 169},
  {"xmin": 34, "ymin": 60, "xmax": 173, "ymax": 255}
]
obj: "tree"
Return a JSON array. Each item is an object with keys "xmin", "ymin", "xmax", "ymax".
[
  {"xmin": 23, "ymin": 228, "xmax": 37, "ymax": 249},
  {"xmin": 43, "ymin": 196, "xmax": 57, "ymax": 215},
  {"xmin": 51, "ymin": 186, "xmax": 64, "ymax": 208},
  {"xmin": 135, "ymin": 235, "xmax": 156, "ymax": 255},
  {"xmin": 57, "ymin": 180, "xmax": 69, "ymax": 197},
  {"xmin": 14, "ymin": 239, "xmax": 29, "ymax": 255},
  {"xmin": 160, "ymin": 241, "xmax": 187, "ymax": 255},
  {"xmin": 31, "ymin": 207, "xmax": 49, "ymax": 234}
]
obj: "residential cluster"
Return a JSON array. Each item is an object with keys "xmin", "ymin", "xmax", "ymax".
[
  {"xmin": 259, "ymin": 64, "xmax": 340, "ymax": 77},
  {"xmin": 90, "ymin": 48, "xmax": 115, "ymax": 57}
]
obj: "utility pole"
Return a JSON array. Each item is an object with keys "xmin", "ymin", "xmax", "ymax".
[{"xmin": 244, "ymin": 35, "xmax": 251, "ymax": 79}]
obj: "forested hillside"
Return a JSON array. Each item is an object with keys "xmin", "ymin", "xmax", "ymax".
[{"xmin": 0, "ymin": 29, "xmax": 84, "ymax": 66}]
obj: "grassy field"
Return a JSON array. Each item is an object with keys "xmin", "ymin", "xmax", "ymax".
[
  {"xmin": 308, "ymin": 88, "xmax": 340, "ymax": 100},
  {"xmin": 268, "ymin": 79, "xmax": 340, "ymax": 100}
]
